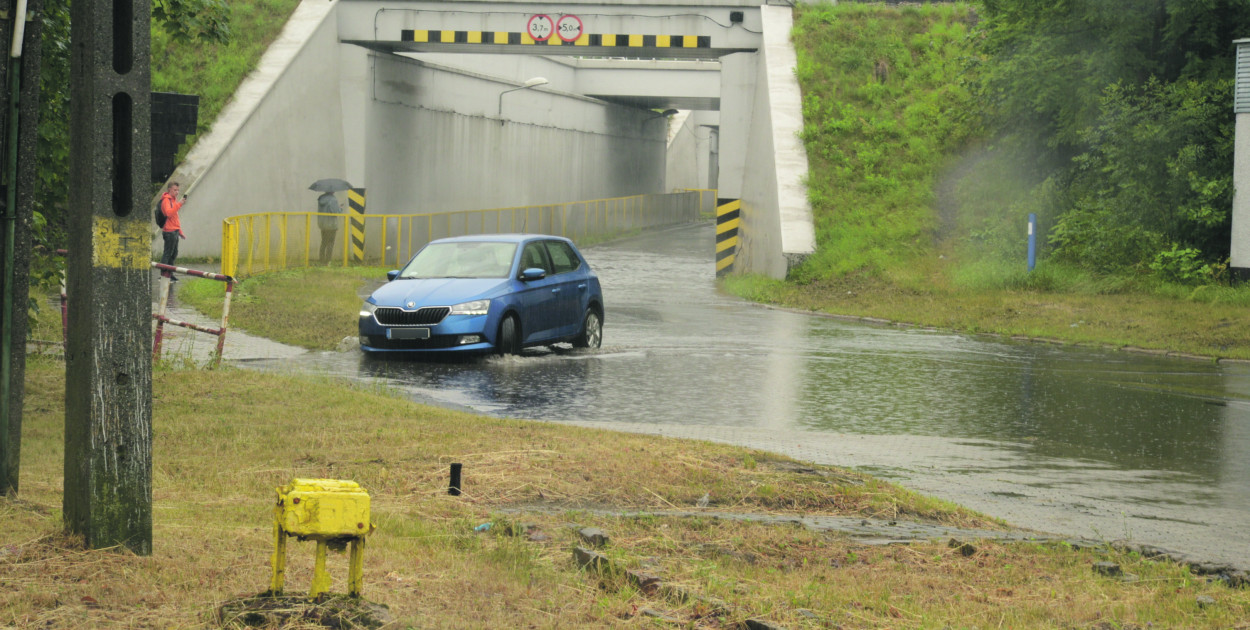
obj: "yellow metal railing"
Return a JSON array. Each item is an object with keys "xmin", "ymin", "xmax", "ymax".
[
  {"xmin": 222, "ymin": 191, "xmax": 703, "ymax": 278},
  {"xmin": 678, "ymin": 188, "xmax": 718, "ymax": 216}
]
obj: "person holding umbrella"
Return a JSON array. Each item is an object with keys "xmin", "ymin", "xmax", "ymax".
[{"xmin": 311, "ymin": 179, "xmax": 350, "ymax": 263}]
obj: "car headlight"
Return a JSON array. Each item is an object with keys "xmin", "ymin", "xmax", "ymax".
[
  {"xmin": 360, "ymin": 302, "xmax": 377, "ymax": 318},
  {"xmin": 450, "ymin": 299, "xmax": 490, "ymax": 316}
]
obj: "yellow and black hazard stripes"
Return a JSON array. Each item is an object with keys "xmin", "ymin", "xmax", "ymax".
[
  {"xmin": 400, "ymin": 29, "xmax": 711, "ymax": 49},
  {"xmin": 715, "ymin": 199, "xmax": 740, "ymax": 276},
  {"xmin": 348, "ymin": 188, "xmax": 367, "ymax": 263}
]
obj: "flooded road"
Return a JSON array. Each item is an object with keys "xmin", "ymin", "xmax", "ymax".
[{"xmin": 249, "ymin": 223, "xmax": 1250, "ymax": 570}]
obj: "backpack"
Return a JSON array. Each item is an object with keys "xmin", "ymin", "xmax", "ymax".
[{"xmin": 155, "ymin": 198, "xmax": 167, "ymax": 228}]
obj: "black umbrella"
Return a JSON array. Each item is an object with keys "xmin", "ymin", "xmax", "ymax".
[{"xmin": 309, "ymin": 178, "xmax": 352, "ymax": 193}]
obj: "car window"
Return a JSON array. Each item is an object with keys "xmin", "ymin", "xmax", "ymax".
[
  {"xmin": 544, "ymin": 241, "xmax": 581, "ymax": 275},
  {"xmin": 520, "ymin": 243, "xmax": 551, "ymax": 274},
  {"xmin": 399, "ymin": 241, "xmax": 517, "ymax": 279}
]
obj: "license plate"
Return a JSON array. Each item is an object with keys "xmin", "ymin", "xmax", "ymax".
[{"xmin": 388, "ymin": 328, "xmax": 430, "ymax": 340}]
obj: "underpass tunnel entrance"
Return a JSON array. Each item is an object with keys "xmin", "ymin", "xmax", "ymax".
[
  {"xmin": 170, "ymin": 1, "xmax": 810, "ymax": 279},
  {"xmin": 334, "ymin": 0, "xmax": 758, "ymax": 260}
]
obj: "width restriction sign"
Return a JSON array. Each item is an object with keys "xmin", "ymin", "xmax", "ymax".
[
  {"xmin": 526, "ymin": 14, "xmax": 554, "ymax": 41},
  {"xmin": 556, "ymin": 15, "xmax": 583, "ymax": 43}
]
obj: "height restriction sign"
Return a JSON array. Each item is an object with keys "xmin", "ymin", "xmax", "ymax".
[
  {"xmin": 526, "ymin": 14, "xmax": 554, "ymax": 41},
  {"xmin": 556, "ymin": 15, "xmax": 583, "ymax": 43}
]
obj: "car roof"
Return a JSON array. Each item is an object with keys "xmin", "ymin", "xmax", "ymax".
[{"xmin": 428, "ymin": 234, "xmax": 574, "ymax": 246}]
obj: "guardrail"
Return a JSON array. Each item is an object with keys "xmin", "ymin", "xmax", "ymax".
[
  {"xmin": 151, "ymin": 263, "xmax": 235, "ymax": 366},
  {"xmin": 53, "ymin": 251, "xmax": 235, "ymax": 366},
  {"xmin": 221, "ymin": 191, "xmax": 704, "ymax": 278},
  {"xmin": 679, "ymin": 188, "xmax": 718, "ymax": 216}
]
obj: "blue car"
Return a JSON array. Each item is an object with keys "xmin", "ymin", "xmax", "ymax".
[{"xmin": 359, "ymin": 234, "xmax": 604, "ymax": 354}]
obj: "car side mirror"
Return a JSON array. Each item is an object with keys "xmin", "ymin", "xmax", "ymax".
[
  {"xmin": 386, "ymin": 270, "xmax": 399, "ymax": 281},
  {"xmin": 520, "ymin": 267, "xmax": 546, "ymax": 281}
]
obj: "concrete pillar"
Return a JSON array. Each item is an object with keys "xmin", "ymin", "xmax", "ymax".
[
  {"xmin": 65, "ymin": 0, "xmax": 153, "ymax": 554},
  {"xmin": 1231, "ymin": 38, "xmax": 1250, "ymax": 276},
  {"xmin": 718, "ymin": 52, "xmax": 757, "ymax": 201}
]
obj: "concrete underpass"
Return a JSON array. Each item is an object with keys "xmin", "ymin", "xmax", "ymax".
[{"xmin": 163, "ymin": 0, "xmax": 814, "ymax": 279}]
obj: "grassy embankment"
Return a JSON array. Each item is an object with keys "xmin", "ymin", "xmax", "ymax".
[
  {"xmin": 722, "ymin": 3, "xmax": 1250, "ymax": 360},
  {"xmin": 151, "ymin": 0, "xmax": 302, "ymax": 160},
  {"xmin": 6, "ymin": 357, "xmax": 1249, "ymax": 627}
]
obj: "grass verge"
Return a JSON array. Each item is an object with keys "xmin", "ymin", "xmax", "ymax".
[
  {"xmin": 4, "ymin": 357, "xmax": 1247, "ymax": 627},
  {"xmin": 179, "ymin": 266, "xmax": 387, "ymax": 351},
  {"xmin": 724, "ymin": 273, "xmax": 1250, "ymax": 361}
]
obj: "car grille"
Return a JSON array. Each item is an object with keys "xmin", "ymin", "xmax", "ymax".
[
  {"xmin": 364, "ymin": 335, "xmax": 462, "ymax": 350},
  {"xmin": 374, "ymin": 306, "xmax": 450, "ymax": 326}
]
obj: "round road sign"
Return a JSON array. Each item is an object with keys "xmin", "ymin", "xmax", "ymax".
[
  {"xmin": 556, "ymin": 15, "xmax": 584, "ymax": 43},
  {"xmin": 526, "ymin": 14, "xmax": 554, "ymax": 42}
]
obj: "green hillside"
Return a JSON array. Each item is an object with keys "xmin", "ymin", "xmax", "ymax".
[{"xmin": 724, "ymin": 2, "xmax": 1250, "ymax": 359}]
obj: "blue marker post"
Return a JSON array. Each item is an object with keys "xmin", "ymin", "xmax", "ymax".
[{"xmin": 1027, "ymin": 213, "xmax": 1037, "ymax": 272}]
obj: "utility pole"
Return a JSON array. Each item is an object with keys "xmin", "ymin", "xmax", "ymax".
[
  {"xmin": 64, "ymin": 0, "xmax": 153, "ymax": 553},
  {"xmin": 0, "ymin": 0, "xmax": 44, "ymax": 496}
]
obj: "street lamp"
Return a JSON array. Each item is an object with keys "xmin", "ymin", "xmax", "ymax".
[{"xmin": 498, "ymin": 77, "xmax": 549, "ymax": 125}]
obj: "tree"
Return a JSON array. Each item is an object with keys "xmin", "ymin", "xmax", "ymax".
[
  {"xmin": 30, "ymin": 0, "xmax": 228, "ymax": 283},
  {"xmin": 975, "ymin": 0, "xmax": 1250, "ymax": 276}
]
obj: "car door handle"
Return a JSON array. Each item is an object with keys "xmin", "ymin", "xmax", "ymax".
[
  {"xmin": 577, "ymin": 283, "xmax": 587, "ymax": 290},
  {"xmin": 551, "ymin": 288, "xmax": 561, "ymax": 293}
]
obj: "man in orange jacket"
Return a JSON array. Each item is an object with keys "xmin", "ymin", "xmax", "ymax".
[{"xmin": 159, "ymin": 182, "xmax": 187, "ymax": 279}]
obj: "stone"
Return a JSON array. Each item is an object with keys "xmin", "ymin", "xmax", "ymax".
[
  {"xmin": 578, "ymin": 527, "xmax": 609, "ymax": 547},
  {"xmin": 1196, "ymin": 595, "xmax": 1216, "ymax": 608},
  {"xmin": 744, "ymin": 619, "xmax": 787, "ymax": 630},
  {"xmin": 948, "ymin": 538, "xmax": 976, "ymax": 557},
  {"xmin": 626, "ymin": 569, "xmax": 662, "ymax": 594},
  {"xmin": 1093, "ymin": 562, "xmax": 1122, "ymax": 577},
  {"xmin": 573, "ymin": 546, "xmax": 610, "ymax": 572}
]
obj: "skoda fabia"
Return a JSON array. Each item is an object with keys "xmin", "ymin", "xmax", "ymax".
[{"xmin": 359, "ymin": 234, "xmax": 604, "ymax": 354}]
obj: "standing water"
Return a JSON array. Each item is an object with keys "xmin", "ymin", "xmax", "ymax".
[{"xmin": 250, "ymin": 223, "xmax": 1250, "ymax": 570}]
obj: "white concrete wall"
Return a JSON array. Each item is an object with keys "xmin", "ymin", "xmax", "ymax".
[
  {"xmin": 167, "ymin": 0, "xmax": 669, "ymax": 258},
  {"xmin": 362, "ymin": 53, "xmax": 665, "ymax": 215},
  {"xmin": 1232, "ymin": 114, "xmax": 1250, "ymax": 270},
  {"xmin": 666, "ymin": 111, "xmax": 700, "ymax": 191},
  {"xmin": 734, "ymin": 4, "xmax": 815, "ymax": 278},
  {"xmin": 717, "ymin": 52, "xmax": 755, "ymax": 201},
  {"xmin": 162, "ymin": 0, "xmax": 345, "ymax": 258}
]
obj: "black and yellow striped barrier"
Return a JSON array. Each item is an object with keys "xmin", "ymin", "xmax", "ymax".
[
  {"xmin": 348, "ymin": 188, "xmax": 367, "ymax": 263},
  {"xmin": 716, "ymin": 199, "xmax": 740, "ymax": 276},
  {"xmin": 400, "ymin": 30, "xmax": 711, "ymax": 49}
]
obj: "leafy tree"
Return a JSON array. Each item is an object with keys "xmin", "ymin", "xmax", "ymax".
[
  {"xmin": 974, "ymin": 0, "xmax": 1250, "ymax": 277},
  {"xmin": 31, "ymin": 0, "xmax": 229, "ymax": 279}
]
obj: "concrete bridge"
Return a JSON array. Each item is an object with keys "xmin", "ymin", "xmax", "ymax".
[{"xmin": 164, "ymin": 0, "xmax": 814, "ymax": 278}]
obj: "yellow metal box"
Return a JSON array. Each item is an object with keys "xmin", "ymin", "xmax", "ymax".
[{"xmin": 276, "ymin": 478, "xmax": 371, "ymax": 538}]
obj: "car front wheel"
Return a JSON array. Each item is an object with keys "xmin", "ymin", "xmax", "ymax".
[
  {"xmin": 497, "ymin": 315, "xmax": 521, "ymax": 355},
  {"xmin": 574, "ymin": 309, "xmax": 602, "ymax": 349}
]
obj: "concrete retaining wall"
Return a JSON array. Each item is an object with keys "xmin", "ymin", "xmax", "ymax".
[
  {"xmin": 162, "ymin": 0, "xmax": 345, "ymax": 259},
  {"xmin": 363, "ymin": 53, "xmax": 665, "ymax": 215},
  {"xmin": 734, "ymin": 5, "xmax": 815, "ymax": 279}
]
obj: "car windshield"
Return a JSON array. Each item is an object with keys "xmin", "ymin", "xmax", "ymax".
[{"xmin": 397, "ymin": 241, "xmax": 517, "ymax": 279}]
